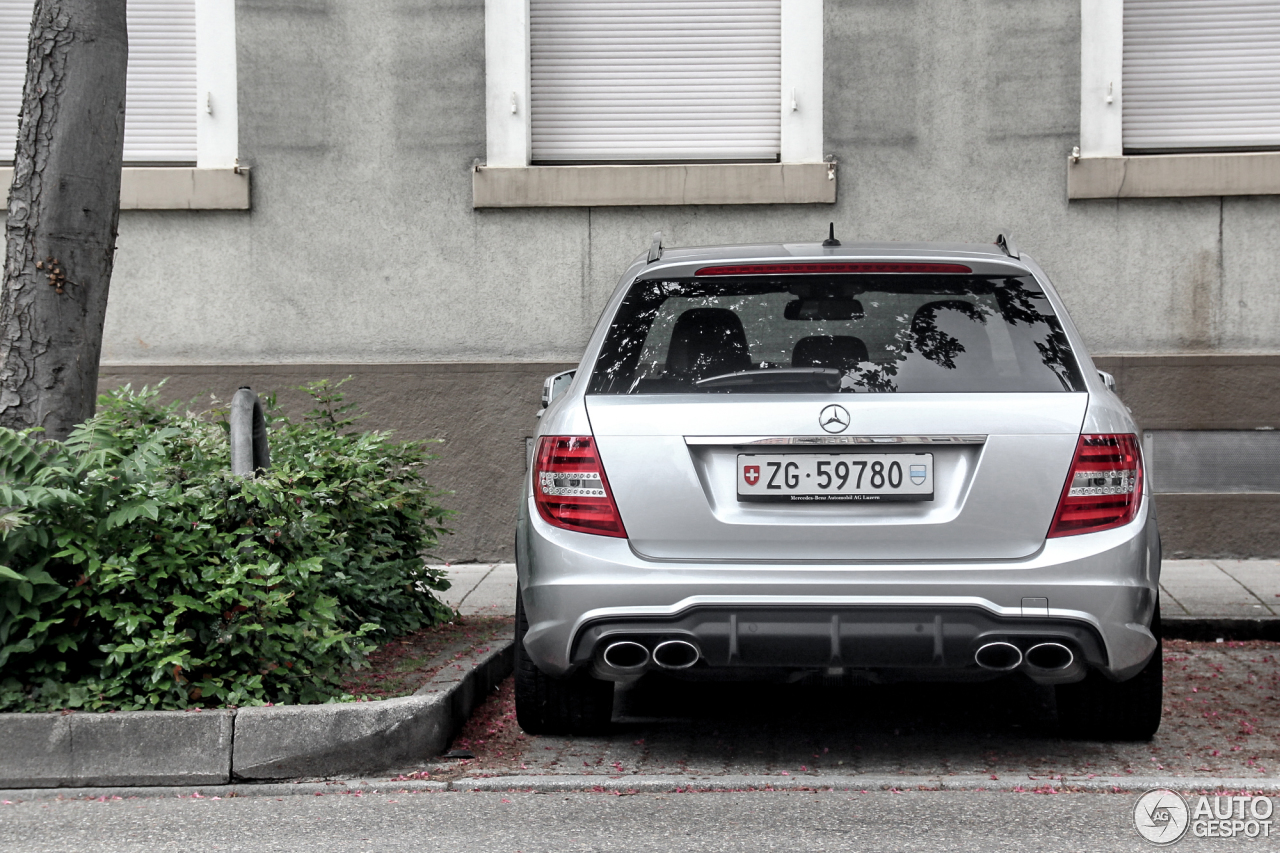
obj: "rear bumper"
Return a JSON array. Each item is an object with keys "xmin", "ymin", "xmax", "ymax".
[
  {"xmin": 576, "ymin": 605, "xmax": 1107, "ymax": 685},
  {"xmin": 517, "ymin": 496, "xmax": 1161, "ymax": 682}
]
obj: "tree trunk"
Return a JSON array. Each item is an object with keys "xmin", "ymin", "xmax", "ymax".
[{"xmin": 0, "ymin": 0, "xmax": 127, "ymax": 440}]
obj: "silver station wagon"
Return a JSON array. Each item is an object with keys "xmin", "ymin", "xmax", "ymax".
[{"xmin": 515, "ymin": 234, "xmax": 1161, "ymax": 741}]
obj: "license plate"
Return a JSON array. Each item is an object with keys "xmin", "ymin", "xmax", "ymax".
[{"xmin": 737, "ymin": 453, "xmax": 934, "ymax": 502}]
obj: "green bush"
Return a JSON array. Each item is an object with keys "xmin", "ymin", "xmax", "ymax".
[{"xmin": 0, "ymin": 381, "xmax": 451, "ymax": 711}]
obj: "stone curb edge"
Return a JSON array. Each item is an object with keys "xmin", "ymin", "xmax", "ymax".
[
  {"xmin": 0, "ymin": 639, "xmax": 515, "ymax": 789},
  {"xmin": 2, "ymin": 774, "xmax": 1278, "ymax": 801},
  {"xmin": 1163, "ymin": 617, "xmax": 1280, "ymax": 642}
]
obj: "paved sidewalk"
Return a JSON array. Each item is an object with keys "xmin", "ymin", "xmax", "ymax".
[
  {"xmin": 436, "ymin": 560, "xmax": 1280, "ymax": 622},
  {"xmin": 433, "ymin": 563, "xmax": 517, "ymax": 616},
  {"xmin": 436, "ymin": 638, "xmax": 1279, "ymax": 782},
  {"xmin": 1160, "ymin": 560, "xmax": 1279, "ymax": 618}
]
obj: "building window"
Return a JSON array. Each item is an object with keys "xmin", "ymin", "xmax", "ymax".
[
  {"xmin": 479, "ymin": 0, "xmax": 827, "ymax": 206},
  {"xmin": 0, "ymin": 0, "xmax": 237, "ymax": 169},
  {"xmin": 1123, "ymin": 0, "xmax": 1280, "ymax": 153},
  {"xmin": 1071, "ymin": 0, "xmax": 1280, "ymax": 198}
]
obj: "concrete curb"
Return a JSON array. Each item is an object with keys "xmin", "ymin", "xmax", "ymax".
[
  {"xmin": 2, "ymin": 773, "xmax": 1277, "ymax": 801},
  {"xmin": 1163, "ymin": 617, "xmax": 1280, "ymax": 641},
  {"xmin": 0, "ymin": 639, "xmax": 514, "ymax": 789},
  {"xmin": 444, "ymin": 773, "xmax": 1280, "ymax": 794},
  {"xmin": 0, "ymin": 709, "xmax": 234, "ymax": 788}
]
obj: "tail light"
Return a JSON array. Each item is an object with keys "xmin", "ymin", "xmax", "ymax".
[
  {"xmin": 1048, "ymin": 434, "xmax": 1143, "ymax": 537},
  {"xmin": 533, "ymin": 436, "xmax": 627, "ymax": 538}
]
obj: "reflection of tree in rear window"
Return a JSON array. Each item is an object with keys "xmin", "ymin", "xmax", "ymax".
[{"xmin": 587, "ymin": 276, "xmax": 1084, "ymax": 394}]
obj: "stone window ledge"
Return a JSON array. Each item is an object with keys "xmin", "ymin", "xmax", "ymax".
[
  {"xmin": 0, "ymin": 167, "xmax": 250, "ymax": 210},
  {"xmin": 472, "ymin": 162, "xmax": 837, "ymax": 208},
  {"xmin": 1068, "ymin": 151, "xmax": 1280, "ymax": 199}
]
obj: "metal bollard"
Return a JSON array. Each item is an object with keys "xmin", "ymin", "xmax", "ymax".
[{"xmin": 230, "ymin": 386, "xmax": 270, "ymax": 477}]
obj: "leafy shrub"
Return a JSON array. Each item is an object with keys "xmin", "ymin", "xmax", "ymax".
[{"xmin": 0, "ymin": 382, "xmax": 451, "ymax": 711}]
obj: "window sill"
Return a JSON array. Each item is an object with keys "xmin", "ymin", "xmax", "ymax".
[
  {"xmin": 472, "ymin": 162, "xmax": 836, "ymax": 208},
  {"xmin": 1067, "ymin": 151, "xmax": 1280, "ymax": 199},
  {"xmin": 0, "ymin": 166, "xmax": 250, "ymax": 210}
]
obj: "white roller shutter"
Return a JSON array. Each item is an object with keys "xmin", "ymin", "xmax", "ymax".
[
  {"xmin": 125, "ymin": 0, "xmax": 197, "ymax": 163},
  {"xmin": 530, "ymin": 0, "xmax": 781, "ymax": 163},
  {"xmin": 1124, "ymin": 0, "xmax": 1280, "ymax": 151},
  {"xmin": 0, "ymin": 0, "xmax": 30, "ymax": 162},
  {"xmin": 0, "ymin": 0, "xmax": 196, "ymax": 164}
]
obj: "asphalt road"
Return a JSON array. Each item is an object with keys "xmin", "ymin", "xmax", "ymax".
[{"xmin": 0, "ymin": 790, "xmax": 1262, "ymax": 853}]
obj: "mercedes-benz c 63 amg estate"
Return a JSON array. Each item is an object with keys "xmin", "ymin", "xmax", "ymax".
[{"xmin": 515, "ymin": 234, "xmax": 1161, "ymax": 742}]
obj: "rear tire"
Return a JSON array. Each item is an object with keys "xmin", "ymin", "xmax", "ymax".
[
  {"xmin": 514, "ymin": 587, "xmax": 614, "ymax": 736},
  {"xmin": 1056, "ymin": 610, "xmax": 1163, "ymax": 741}
]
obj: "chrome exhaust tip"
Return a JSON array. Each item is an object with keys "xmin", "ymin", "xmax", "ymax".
[
  {"xmin": 652, "ymin": 639, "xmax": 701, "ymax": 670},
  {"xmin": 601, "ymin": 641, "xmax": 650, "ymax": 671},
  {"xmin": 1025, "ymin": 642, "xmax": 1074, "ymax": 671},
  {"xmin": 974, "ymin": 641, "xmax": 1023, "ymax": 671}
]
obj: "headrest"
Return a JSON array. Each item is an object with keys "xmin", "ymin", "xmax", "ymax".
[
  {"xmin": 910, "ymin": 300, "xmax": 987, "ymax": 333},
  {"xmin": 792, "ymin": 335, "xmax": 869, "ymax": 370},
  {"xmin": 666, "ymin": 308, "xmax": 752, "ymax": 379},
  {"xmin": 910, "ymin": 300, "xmax": 992, "ymax": 369}
]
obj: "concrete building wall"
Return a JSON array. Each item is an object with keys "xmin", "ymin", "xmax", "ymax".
[
  {"xmin": 7, "ymin": 0, "xmax": 1279, "ymax": 558},
  {"xmin": 93, "ymin": 0, "xmax": 1280, "ymax": 365}
]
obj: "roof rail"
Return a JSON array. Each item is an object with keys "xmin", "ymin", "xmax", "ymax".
[
  {"xmin": 647, "ymin": 231, "xmax": 663, "ymax": 264},
  {"xmin": 995, "ymin": 233, "xmax": 1020, "ymax": 259}
]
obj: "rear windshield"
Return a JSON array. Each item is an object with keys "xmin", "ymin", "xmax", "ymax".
[{"xmin": 587, "ymin": 275, "xmax": 1084, "ymax": 394}]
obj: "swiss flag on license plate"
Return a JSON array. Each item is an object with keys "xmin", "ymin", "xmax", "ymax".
[{"xmin": 743, "ymin": 465, "xmax": 761, "ymax": 486}]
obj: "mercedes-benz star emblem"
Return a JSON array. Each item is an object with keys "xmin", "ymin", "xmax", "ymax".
[{"xmin": 819, "ymin": 404, "xmax": 850, "ymax": 434}]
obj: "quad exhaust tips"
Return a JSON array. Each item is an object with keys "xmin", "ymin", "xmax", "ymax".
[
  {"xmin": 600, "ymin": 639, "xmax": 702, "ymax": 672},
  {"xmin": 974, "ymin": 641, "xmax": 1023, "ymax": 671},
  {"xmin": 601, "ymin": 641, "xmax": 649, "ymax": 671}
]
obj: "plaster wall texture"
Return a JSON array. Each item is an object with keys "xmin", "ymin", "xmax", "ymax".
[{"xmin": 2, "ymin": 0, "xmax": 1274, "ymax": 364}]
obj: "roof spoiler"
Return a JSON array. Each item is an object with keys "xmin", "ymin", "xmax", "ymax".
[{"xmin": 995, "ymin": 233, "xmax": 1020, "ymax": 259}]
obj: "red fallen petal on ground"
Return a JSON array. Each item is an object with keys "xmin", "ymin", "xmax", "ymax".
[{"xmin": 431, "ymin": 639, "xmax": 1278, "ymax": 782}]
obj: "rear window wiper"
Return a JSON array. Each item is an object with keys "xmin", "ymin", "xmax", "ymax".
[{"xmin": 694, "ymin": 367, "xmax": 843, "ymax": 390}]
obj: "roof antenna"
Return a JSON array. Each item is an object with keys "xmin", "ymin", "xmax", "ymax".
[
  {"xmin": 647, "ymin": 231, "xmax": 663, "ymax": 263},
  {"xmin": 822, "ymin": 222, "xmax": 841, "ymax": 247}
]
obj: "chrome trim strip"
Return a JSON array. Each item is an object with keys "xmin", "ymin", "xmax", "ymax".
[{"xmin": 684, "ymin": 434, "xmax": 988, "ymax": 447}]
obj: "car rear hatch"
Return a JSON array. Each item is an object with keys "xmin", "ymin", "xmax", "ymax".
[
  {"xmin": 581, "ymin": 266, "xmax": 1089, "ymax": 562},
  {"xmin": 588, "ymin": 394, "xmax": 1085, "ymax": 561}
]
